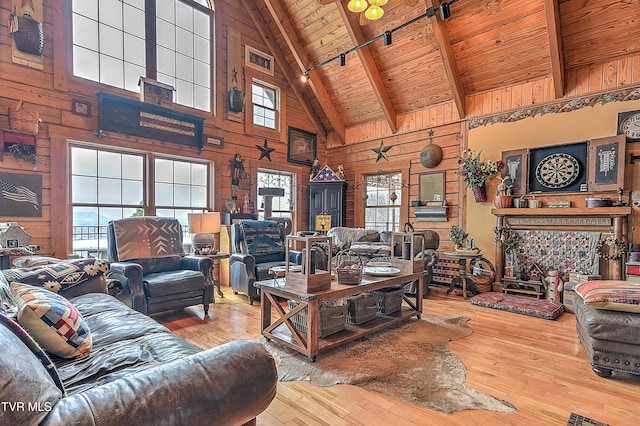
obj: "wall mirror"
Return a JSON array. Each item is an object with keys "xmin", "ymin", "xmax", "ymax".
[{"xmin": 419, "ymin": 171, "xmax": 445, "ymax": 203}]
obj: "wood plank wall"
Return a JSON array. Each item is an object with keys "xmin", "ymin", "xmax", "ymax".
[{"xmin": 0, "ymin": 1, "xmax": 315, "ymax": 258}]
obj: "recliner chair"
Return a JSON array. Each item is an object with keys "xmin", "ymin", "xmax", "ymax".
[
  {"xmin": 106, "ymin": 216, "xmax": 213, "ymax": 316},
  {"xmin": 230, "ymin": 220, "xmax": 301, "ymax": 304}
]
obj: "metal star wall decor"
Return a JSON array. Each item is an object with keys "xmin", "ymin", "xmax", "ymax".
[
  {"xmin": 256, "ymin": 139, "xmax": 275, "ymax": 161},
  {"xmin": 373, "ymin": 140, "xmax": 392, "ymax": 162}
]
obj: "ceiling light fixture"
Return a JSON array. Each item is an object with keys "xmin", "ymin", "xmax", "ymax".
[
  {"xmin": 301, "ymin": 1, "xmax": 460, "ymax": 82},
  {"xmin": 348, "ymin": 0, "xmax": 389, "ymax": 21},
  {"xmin": 347, "ymin": 0, "xmax": 368, "ymax": 13}
]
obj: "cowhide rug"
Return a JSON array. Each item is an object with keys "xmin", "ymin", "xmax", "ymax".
[{"xmin": 261, "ymin": 315, "xmax": 516, "ymax": 414}]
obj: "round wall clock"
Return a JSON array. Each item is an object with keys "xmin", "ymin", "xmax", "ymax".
[
  {"xmin": 619, "ymin": 111, "xmax": 640, "ymax": 141},
  {"xmin": 535, "ymin": 153, "xmax": 580, "ymax": 189}
]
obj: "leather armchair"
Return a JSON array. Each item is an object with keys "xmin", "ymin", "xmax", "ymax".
[
  {"xmin": 106, "ymin": 216, "xmax": 213, "ymax": 316},
  {"xmin": 230, "ymin": 220, "xmax": 301, "ymax": 304}
]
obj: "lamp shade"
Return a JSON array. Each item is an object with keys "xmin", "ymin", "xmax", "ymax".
[
  {"xmin": 364, "ymin": 5, "xmax": 384, "ymax": 20},
  {"xmin": 188, "ymin": 212, "xmax": 220, "ymax": 234}
]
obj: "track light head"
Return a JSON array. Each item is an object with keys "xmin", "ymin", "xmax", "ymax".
[
  {"xmin": 384, "ymin": 31, "xmax": 392, "ymax": 46},
  {"xmin": 339, "ymin": 53, "xmax": 346, "ymax": 66},
  {"xmin": 301, "ymin": 73, "xmax": 308, "ymax": 83},
  {"xmin": 439, "ymin": 2, "xmax": 451, "ymax": 20}
]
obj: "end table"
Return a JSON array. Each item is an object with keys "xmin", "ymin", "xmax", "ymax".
[
  {"xmin": 196, "ymin": 252, "xmax": 230, "ymax": 298},
  {"xmin": 443, "ymin": 251, "xmax": 483, "ymax": 299}
]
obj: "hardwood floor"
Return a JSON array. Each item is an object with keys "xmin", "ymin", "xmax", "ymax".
[{"xmin": 158, "ymin": 286, "xmax": 640, "ymax": 425}]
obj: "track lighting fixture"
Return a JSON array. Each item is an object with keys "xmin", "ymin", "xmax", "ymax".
[
  {"xmin": 301, "ymin": 1, "xmax": 461, "ymax": 82},
  {"xmin": 383, "ymin": 31, "xmax": 392, "ymax": 46}
]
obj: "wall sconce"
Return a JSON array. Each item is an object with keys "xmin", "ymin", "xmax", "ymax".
[{"xmin": 188, "ymin": 212, "xmax": 221, "ymax": 255}]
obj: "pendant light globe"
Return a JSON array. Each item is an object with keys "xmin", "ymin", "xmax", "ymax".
[
  {"xmin": 364, "ymin": 5, "xmax": 384, "ymax": 20},
  {"xmin": 368, "ymin": 0, "xmax": 388, "ymax": 6},
  {"xmin": 347, "ymin": 0, "xmax": 368, "ymax": 13}
]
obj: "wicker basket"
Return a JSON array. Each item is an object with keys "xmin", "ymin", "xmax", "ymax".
[
  {"xmin": 372, "ymin": 287, "xmax": 404, "ymax": 315},
  {"xmin": 287, "ymin": 300, "xmax": 347, "ymax": 338},
  {"xmin": 346, "ymin": 293, "xmax": 377, "ymax": 325},
  {"xmin": 335, "ymin": 249, "xmax": 363, "ymax": 285},
  {"xmin": 9, "ymin": 101, "xmax": 41, "ymax": 134}
]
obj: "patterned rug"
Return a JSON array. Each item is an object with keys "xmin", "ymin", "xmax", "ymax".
[
  {"xmin": 471, "ymin": 292, "xmax": 564, "ymax": 320},
  {"xmin": 567, "ymin": 412, "xmax": 609, "ymax": 426},
  {"xmin": 262, "ymin": 316, "xmax": 516, "ymax": 414}
]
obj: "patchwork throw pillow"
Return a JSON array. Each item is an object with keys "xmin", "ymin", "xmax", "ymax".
[
  {"xmin": 11, "ymin": 282, "xmax": 92, "ymax": 358},
  {"xmin": 2, "ymin": 258, "xmax": 109, "ymax": 294},
  {"xmin": 574, "ymin": 280, "xmax": 640, "ymax": 313}
]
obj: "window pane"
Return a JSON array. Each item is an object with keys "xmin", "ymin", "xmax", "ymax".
[
  {"xmin": 155, "ymin": 158, "xmax": 173, "ymax": 182},
  {"xmin": 191, "ymin": 186, "xmax": 207, "ymax": 207},
  {"xmin": 97, "ymin": 151, "xmax": 122, "ymax": 178},
  {"xmin": 123, "ymin": 3, "xmax": 145, "ymax": 38},
  {"xmin": 157, "ymin": 46, "xmax": 176, "ymax": 76},
  {"xmin": 122, "ymin": 180, "xmax": 143, "ymax": 205},
  {"xmin": 99, "ymin": 0, "xmax": 123, "ymax": 30},
  {"xmin": 100, "ymin": 54, "xmax": 124, "ymax": 87},
  {"xmin": 191, "ymin": 163, "xmax": 207, "ymax": 185},
  {"xmin": 155, "ymin": 182, "xmax": 173, "ymax": 205},
  {"xmin": 173, "ymin": 184, "xmax": 191, "ymax": 206},
  {"xmin": 71, "ymin": 147, "xmax": 97, "ymax": 176},
  {"xmin": 73, "ymin": 0, "xmax": 98, "ymax": 18},
  {"xmin": 73, "ymin": 46, "xmax": 100, "ymax": 81},
  {"xmin": 72, "ymin": 176, "xmax": 97, "ymax": 203},
  {"xmin": 156, "ymin": 18, "xmax": 176, "ymax": 50},
  {"xmin": 73, "ymin": 14, "xmax": 98, "ymax": 50},
  {"xmin": 98, "ymin": 178, "xmax": 122, "ymax": 203},
  {"xmin": 174, "ymin": 161, "xmax": 191, "ymax": 184}
]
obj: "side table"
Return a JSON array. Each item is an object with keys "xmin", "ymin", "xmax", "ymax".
[
  {"xmin": 196, "ymin": 252, "xmax": 230, "ymax": 298},
  {"xmin": 443, "ymin": 251, "xmax": 483, "ymax": 299}
]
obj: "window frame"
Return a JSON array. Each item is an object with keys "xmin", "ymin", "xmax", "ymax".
[
  {"xmin": 255, "ymin": 169, "xmax": 296, "ymax": 224},
  {"xmin": 69, "ymin": 143, "xmax": 213, "ymax": 258},
  {"xmin": 67, "ymin": 0, "xmax": 215, "ymax": 113}
]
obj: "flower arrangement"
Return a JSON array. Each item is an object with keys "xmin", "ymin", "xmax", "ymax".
[{"xmin": 456, "ymin": 150, "xmax": 504, "ymax": 190}]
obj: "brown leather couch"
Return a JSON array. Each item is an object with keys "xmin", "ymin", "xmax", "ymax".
[{"xmin": 0, "ymin": 266, "xmax": 277, "ymax": 425}]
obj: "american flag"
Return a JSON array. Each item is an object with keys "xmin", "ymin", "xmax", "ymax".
[{"xmin": 0, "ymin": 179, "xmax": 39, "ymax": 210}]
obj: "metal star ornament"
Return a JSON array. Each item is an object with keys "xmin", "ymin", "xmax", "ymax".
[
  {"xmin": 373, "ymin": 140, "xmax": 392, "ymax": 162},
  {"xmin": 256, "ymin": 139, "xmax": 275, "ymax": 161}
]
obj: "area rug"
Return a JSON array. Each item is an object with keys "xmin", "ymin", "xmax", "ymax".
[
  {"xmin": 567, "ymin": 412, "xmax": 609, "ymax": 426},
  {"xmin": 471, "ymin": 292, "xmax": 564, "ymax": 320},
  {"xmin": 261, "ymin": 315, "xmax": 516, "ymax": 414}
]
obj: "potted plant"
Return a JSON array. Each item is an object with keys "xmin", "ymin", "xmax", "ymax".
[
  {"xmin": 455, "ymin": 150, "xmax": 504, "ymax": 202},
  {"xmin": 449, "ymin": 225, "xmax": 468, "ymax": 249}
]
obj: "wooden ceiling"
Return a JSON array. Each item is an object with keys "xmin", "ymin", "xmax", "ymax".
[{"xmin": 242, "ymin": 0, "xmax": 640, "ymax": 142}]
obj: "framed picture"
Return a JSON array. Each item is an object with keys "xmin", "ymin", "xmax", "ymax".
[
  {"xmin": 0, "ymin": 171, "xmax": 42, "ymax": 217},
  {"xmin": 501, "ymin": 148, "xmax": 528, "ymax": 197},
  {"xmin": 587, "ymin": 135, "xmax": 625, "ymax": 191},
  {"xmin": 6, "ymin": 239, "xmax": 19, "ymax": 248},
  {"xmin": 287, "ymin": 127, "xmax": 316, "ymax": 166},
  {"xmin": 315, "ymin": 214, "xmax": 332, "ymax": 231},
  {"xmin": 245, "ymin": 45, "xmax": 274, "ymax": 76},
  {"xmin": 418, "ymin": 172, "xmax": 445, "ymax": 203},
  {"xmin": 72, "ymin": 99, "xmax": 91, "ymax": 117}
]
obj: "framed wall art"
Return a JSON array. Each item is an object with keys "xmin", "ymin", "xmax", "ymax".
[
  {"xmin": 287, "ymin": 127, "xmax": 316, "ymax": 166},
  {"xmin": 418, "ymin": 172, "xmax": 445, "ymax": 203},
  {"xmin": 0, "ymin": 172, "xmax": 42, "ymax": 217},
  {"xmin": 501, "ymin": 148, "xmax": 528, "ymax": 197},
  {"xmin": 72, "ymin": 99, "xmax": 91, "ymax": 117},
  {"xmin": 315, "ymin": 214, "xmax": 332, "ymax": 231},
  {"xmin": 587, "ymin": 135, "xmax": 625, "ymax": 191},
  {"xmin": 245, "ymin": 45, "xmax": 274, "ymax": 76}
]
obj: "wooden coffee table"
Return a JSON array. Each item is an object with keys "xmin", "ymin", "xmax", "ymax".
[{"xmin": 254, "ymin": 269, "xmax": 423, "ymax": 361}]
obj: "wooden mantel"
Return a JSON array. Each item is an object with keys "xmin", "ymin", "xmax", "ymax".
[{"xmin": 492, "ymin": 207, "xmax": 632, "ymax": 283}]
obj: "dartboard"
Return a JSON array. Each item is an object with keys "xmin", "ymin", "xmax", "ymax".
[{"xmin": 535, "ymin": 153, "xmax": 580, "ymax": 188}]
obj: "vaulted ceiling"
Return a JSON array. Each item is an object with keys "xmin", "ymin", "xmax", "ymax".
[{"xmin": 242, "ymin": 0, "xmax": 640, "ymax": 143}]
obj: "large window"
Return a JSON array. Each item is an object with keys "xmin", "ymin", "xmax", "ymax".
[
  {"xmin": 363, "ymin": 171, "xmax": 403, "ymax": 232},
  {"xmin": 252, "ymin": 80, "xmax": 278, "ymax": 130},
  {"xmin": 70, "ymin": 145, "xmax": 212, "ymax": 257},
  {"xmin": 72, "ymin": 0, "xmax": 213, "ymax": 112},
  {"xmin": 256, "ymin": 170, "xmax": 295, "ymax": 221}
]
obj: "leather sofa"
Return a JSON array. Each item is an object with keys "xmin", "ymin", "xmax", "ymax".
[{"xmin": 0, "ymin": 262, "xmax": 277, "ymax": 425}]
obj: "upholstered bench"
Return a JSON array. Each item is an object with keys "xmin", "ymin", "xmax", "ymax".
[{"xmin": 573, "ymin": 280, "xmax": 640, "ymax": 378}]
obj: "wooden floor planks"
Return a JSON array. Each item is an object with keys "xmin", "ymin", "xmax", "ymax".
[{"xmin": 159, "ymin": 287, "xmax": 640, "ymax": 425}]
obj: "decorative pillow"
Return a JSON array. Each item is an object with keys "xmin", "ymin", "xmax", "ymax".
[
  {"xmin": 574, "ymin": 280, "xmax": 640, "ymax": 313},
  {"xmin": 11, "ymin": 282, "xmax": 92, "ymax": 358},
  {"xmin": 12, "ymin": 256, "xmax": 62, "ymax": 268},
  {"xmin": 0, "ymin": 313, "xmax": 66, "ymax": 395},
  {"xmin": 2, "ymin": 258, "xmax": 109, "ymax": 294},
  {"xmin": 241, "ymin": 221, "xmax": 284, "ymax": 256}
]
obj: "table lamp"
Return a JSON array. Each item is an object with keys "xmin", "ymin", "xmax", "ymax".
[{"xmin": 188, "ymin": 212, "xmax": 221, "ymax": 255}]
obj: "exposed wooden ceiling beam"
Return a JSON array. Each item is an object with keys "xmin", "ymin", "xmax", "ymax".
[
  {"xmin": 544, "ymin": 0, "xmax": 565, "ymax": 99},
  {"xmin": 258, "ymin": 0, "xmax": 347, "ymax": 144},
  {"xmin": 336, "ymin": 1, "xmax": 398, "ymax": 134},
  {"xmin": 240, "ymin": 0, "xmax": 327, "ymax": 142},
  {"xmin": 429, "ymin": 0, "xmax": 466, "ymax": 119}
]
